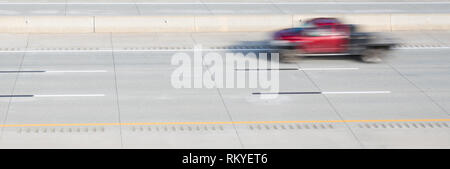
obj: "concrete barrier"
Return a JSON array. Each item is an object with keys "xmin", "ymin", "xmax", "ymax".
[
  {"xmin": 95, "ymin": 16, "xmax": 196, "ymax": 33},
  {"xmin": 341, "ymin": 14, "xmax": 392, "ymax": 32},
  {"xmin": 0, "ymin": 16, "xmax": 27, "ymax": 33},
  {"xmin": 195, "ymin": 15, "xmax": 292, "ymax": 32},
  {"xmin": 26, "ymin": 16, "xmax": 94, "ymax": 33},
  {"xmin": 0, "ymin": 16, "xmax": 93, "ymax": 33},
  {"xmin": 0, "ymin": 14, "xmax": 449, "ymax": 33},
  {"xmin": 391, "ymin": 14, "xmax": 450, "ymax": 31}
]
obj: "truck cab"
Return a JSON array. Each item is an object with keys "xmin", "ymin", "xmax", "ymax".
[
  {"xmin": 271, "ymin": 18, "xmax": 395, "ymax": 63},
  {"xmin": 299, "ymin": 24, "xmax": 351, "ymax": 53}
]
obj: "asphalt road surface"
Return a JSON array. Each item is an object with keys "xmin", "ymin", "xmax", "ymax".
[{"xmin": 0, "ymin": 31, "xmax": 449, "ymax": 148}]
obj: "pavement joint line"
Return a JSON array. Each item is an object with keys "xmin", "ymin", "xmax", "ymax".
[
  {"xmin": 1, "ymin": 119, "xmax": 449, "ymax": 127},
  {"xmin": 0, "ymin": 33, "xmax": 29, "ymax": 140},
  {"xmin": 216, "ymin": 88, "xmax": 245, "ymax": 148},
  {"xmin": 385, "ymin": 62, "xmax": 450, "ymax": 116},
  {"xmin": 110, "ymin": 32, "xmax": 124, "ymax": 148},
  {"xmin": 295, "ymin": 64, "xmax": 365, "ymax": 147}
]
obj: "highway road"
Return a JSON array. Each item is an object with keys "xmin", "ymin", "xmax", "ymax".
[
  {"xmin": 0, "ymin": 0, "xmax": 450, "ymax": 15},
  {"xmin": 0, "ymin": 31, "xmax": 449, "ymax": 148}
]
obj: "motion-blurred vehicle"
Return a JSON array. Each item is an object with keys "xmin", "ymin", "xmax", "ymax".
[{"xmin": 271, "ymin": 18, "xmax": 396, "ymax": 63}]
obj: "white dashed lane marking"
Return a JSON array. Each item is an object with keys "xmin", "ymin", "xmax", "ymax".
[{"xmin": 253, "ymin": 91, "xmax": 391, "ymax": 95}]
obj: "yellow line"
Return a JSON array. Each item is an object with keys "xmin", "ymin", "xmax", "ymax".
[{"xmin": 0, "ymin": 119, "xmax": 450, "ymax": 127}]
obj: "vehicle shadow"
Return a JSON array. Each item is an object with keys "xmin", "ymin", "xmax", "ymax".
[{"xmin": 225, "ymin": 40, "xmax": 363, "ymax": 63}]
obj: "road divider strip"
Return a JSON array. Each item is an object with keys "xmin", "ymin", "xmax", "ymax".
[
  {"xmin": 1, "ymin": 119, "xmax": 449, "ymax": 127},
  {"xmin": 1, "ymin": 14, "xmax": 450, "ymax": 33}
]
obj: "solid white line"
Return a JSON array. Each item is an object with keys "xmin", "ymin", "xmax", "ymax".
[
  {"xmin": 0, "ymin": 50, "xmax": 112, "ymax": 53},
  {"xmin": 0, "ymin": 48, "xmax": 278, "ymax": 53},
  {"xmin": 298, "ymin": 68, "xmax": 359, "ymax": 71},
  {"xmin": 322, "ymin": 91, "xmax": 391, "ymax": 94},
  {"xmin": 393, "ymin": 47, "xmax": 450, "ymax": 50},
  {"xmin": 0, "ymin": 47, "xmax": 449, "ymax": 53},
  {"xmin": 45, "ymin": 70, "xmax": 108, "ymax": 73},
  {"xmin": 34, "ymin": 94, "xmax": 105, "ymax": 97}
]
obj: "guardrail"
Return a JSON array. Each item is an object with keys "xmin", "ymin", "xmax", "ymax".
[{"xmin": 0, "ymin": 14, "xmax": 449, "ymax": 33}]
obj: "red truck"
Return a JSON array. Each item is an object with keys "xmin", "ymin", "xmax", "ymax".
[{"xmin": 271, "ymin": 18, "xmax": 396, "ymax": 63}]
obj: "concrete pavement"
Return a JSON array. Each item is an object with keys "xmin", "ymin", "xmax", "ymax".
[{"xmin": 0, "ymin": 31, "xmax": 449, "ymax": 148}]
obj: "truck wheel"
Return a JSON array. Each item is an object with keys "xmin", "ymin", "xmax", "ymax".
[
  {"xmin": 279, "ymin": 49, "xmax": 298, "ymax": 63},
  {"xmin": 360, "ymin": 49, "xmax": 386, "ymax": 63}
]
